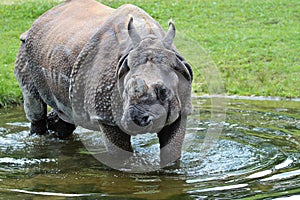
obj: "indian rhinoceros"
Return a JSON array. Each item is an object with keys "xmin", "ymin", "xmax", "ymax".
[{"xmin": 15, "ymin": 0, "xmax": 193, "ymax": 166}]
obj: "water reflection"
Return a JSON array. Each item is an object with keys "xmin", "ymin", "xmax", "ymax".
[{"xmin": 0, "ymin": 98, "xmax": 299, "ymax": 199}]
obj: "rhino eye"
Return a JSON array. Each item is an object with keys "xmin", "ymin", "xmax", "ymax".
[{"xmin": 155, "ymin": 85, "xmax": 169, "ymax": 102}]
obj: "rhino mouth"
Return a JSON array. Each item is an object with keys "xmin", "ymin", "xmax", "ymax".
[{"xmin": 120, "ymin": 104, "xmax": 167, "ymax": 136}]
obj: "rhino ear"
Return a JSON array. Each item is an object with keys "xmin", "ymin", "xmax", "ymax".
[
  {"xmin": 172, "ymin": 53, "xmax": 193, "ymax": 83},
  {"xmin": 20, "ymin": 31, "xmax": 28, "ymax": 43},
  {"xmin": 163, "ymin": 20, "xmax": 175, "ymax": 49},
  {"xmin": 128, "ymin": 16, "xmax": 141, "ymax": 47},
  {"xmin": 175, "ymin": 53, "xmax": 193, "ymax": 82}
]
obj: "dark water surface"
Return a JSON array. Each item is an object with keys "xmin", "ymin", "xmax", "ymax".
[{"xmin": 0, "ymin": 98, "xmax": 299, "ymax": 199}]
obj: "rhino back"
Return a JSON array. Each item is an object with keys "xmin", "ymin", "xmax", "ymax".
[
  {"xmin": 25, "ymin": 0, "xmax": 114, "ymax": 121},
  {"xmin": 70, "ymin": 4, "xmax": 166, "ymax": 129}
]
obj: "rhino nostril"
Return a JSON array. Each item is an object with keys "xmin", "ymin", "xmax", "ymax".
[
  {"xmin": 129, "ymin": 106, "xmax": 152, "ymax": 127},
  {"xmin": 140, "ymin": 115, "xmax": 152, "ymax": 127},
  {"xmin": 132, "ymin": 114, "xmax": 152, "ymax": 127}
]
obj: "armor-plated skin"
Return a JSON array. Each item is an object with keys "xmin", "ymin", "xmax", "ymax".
[{"xmin": 15, "ymin": 0, "xmax": 193, "ymax": 166}]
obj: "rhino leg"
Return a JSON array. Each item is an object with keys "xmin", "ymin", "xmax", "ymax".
[
  {"xmin": 26, "ymin": 98, "xmax": 47, "ymax": 135},
  {"xmin": 157, "ymin": 115, "xmax": 187, "ymax": 167},
  {"xmin": 47, "ymin": 110, "xmax": 76, "ymax": 139},
  {"xmin": 15, "ymin": 40, "xmax": 48, "ymax": 135},
  {"xmin": 19, "ymin": 83, "xmax": 47, "ymax": 135},
  {"xmin": 21, "ymin": 81, "xmax": 47, "ymax": 135},
  {"xmin": 100, "ymin": 124, "xmax": 133, "ymax": 152}
]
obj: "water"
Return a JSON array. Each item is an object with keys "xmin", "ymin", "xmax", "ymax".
[{"xmin": 0, "ymin": 98, "xmax": 299, "ymax": 199}]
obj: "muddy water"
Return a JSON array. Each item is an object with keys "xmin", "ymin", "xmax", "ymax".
[{"xmin": 0, "ymin": 98, "xmax": 299, "ymax": 199}]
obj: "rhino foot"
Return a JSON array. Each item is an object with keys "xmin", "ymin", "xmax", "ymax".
[
  {"xmin": 46, "ymin": 110, "xmax": 76, "ymax": 139},
  {"xmin": 30, "ymin": 119, "xmax": 47, "ymax": 135}
]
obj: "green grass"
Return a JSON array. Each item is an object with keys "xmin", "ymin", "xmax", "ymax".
[
  {"xmin": 0, "ymin": 0, "xmax": 299, "ymax": 107},
  {"xmin": 0, "ymin": 0, "xmax": 61, "ymax": 107}
]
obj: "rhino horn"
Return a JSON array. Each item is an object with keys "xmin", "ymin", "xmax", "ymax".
[
  {"xmin": 128, "ymin": 16, "xmax": 141, "ymax": 47},
  {"xmin": 128, "ymin": 77, "xmax": 149, "ymax": 99},
  {"xmin": 163, "ymin": 20, "xmax": 175, "ymax": 49}
]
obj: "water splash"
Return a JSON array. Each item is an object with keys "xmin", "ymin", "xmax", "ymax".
[{"xmin": 0, "ymin": 98, "xmax": 299, "ymax": 199}]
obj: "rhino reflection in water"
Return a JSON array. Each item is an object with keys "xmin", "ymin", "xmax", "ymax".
[{"xmin": 15, "ymin": 0, "xmax": 193, "ymax": 166}]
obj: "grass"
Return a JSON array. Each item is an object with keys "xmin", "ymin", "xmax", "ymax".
[
  {"xmin": 0, "ymin": 0, "xmax": 61, "ymax": 107},
  {"xmin": 0, "ymin": 0, "xmax": 299, "ymax": 107}
]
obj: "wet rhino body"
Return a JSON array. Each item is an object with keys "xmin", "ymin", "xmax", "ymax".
[{"xmin": 15, "ymin": 0, "xmax": 193, "ymax": 166}]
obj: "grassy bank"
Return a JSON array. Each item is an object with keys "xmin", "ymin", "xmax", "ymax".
[{"xmin": 0, "ymin": 0, "xmax": 299, "ymax": 107}]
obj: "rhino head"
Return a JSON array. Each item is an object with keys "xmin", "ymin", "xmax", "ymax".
[{"xmin": 117, "ymin": 17, "xmax": 193, "ymax": 135}]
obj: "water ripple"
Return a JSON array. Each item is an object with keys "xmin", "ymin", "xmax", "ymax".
[{"xmin": 0, "ymin": 98, "xmax": 299, "ymax": 199}]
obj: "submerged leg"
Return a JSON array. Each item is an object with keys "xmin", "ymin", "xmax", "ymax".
[
  {"xmin": 17, "ymin": 79, "xmax": 48, "ymax": 135},
  {"xmin": 157, "ymin": 115, "xmax": 187, "ymax": 167},
  {"xmin": 100, "ymin": 124, "xmax": 132, "ymax": 152},
  {"xmin": 20, "ymin": 81, "xmax": 48, "ymax": 135},
  {"xmin": 98, "ymin": 124, "xmax": 133, "ymax": 170},
  {"xmin": 25, "ymin": 97, "xmax": 47, "ymax": 135},
  {"xmin": 47, "ymin": 110, "xmax": 76, "ymax": 139}
]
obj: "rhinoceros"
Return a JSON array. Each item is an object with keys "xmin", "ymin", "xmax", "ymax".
[{"xmin": 15, "ymin": 0, "xmax": 193, "ymax": 166}]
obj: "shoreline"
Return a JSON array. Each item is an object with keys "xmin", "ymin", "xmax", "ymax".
[{"xmin": 193, "ymin": 94, "xmax": 300, "ymax": 102}]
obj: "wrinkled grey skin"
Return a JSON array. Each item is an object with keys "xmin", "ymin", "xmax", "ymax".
[{"xmin": 15, "ymin": 0, "xmax": 193, "ymax": 166}]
